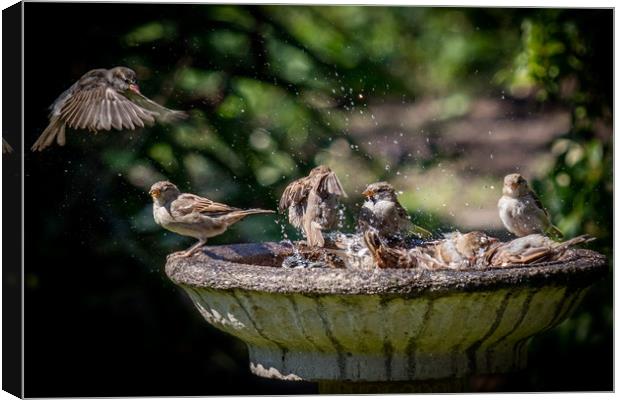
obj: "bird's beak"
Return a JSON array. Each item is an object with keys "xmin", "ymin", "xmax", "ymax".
[
  {"xmin": 362, "ymin": 189, "xmax": 374, "ymax": 198},
  {"xmin": 149, "ymin": 188, "xmax": 160, "ymax": 198},
  {"xmin": 129, "ymin": 83, "xmax": 141, "ymax": 94}
]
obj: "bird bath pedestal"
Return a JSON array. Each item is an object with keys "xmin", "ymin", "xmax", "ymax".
[{"xmin": 165, "ymin": 242, "xmax": 607, "ymax": 394}]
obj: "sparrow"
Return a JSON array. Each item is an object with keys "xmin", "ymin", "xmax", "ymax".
[
  {"xmin": 3, "ymin": 138, "xmax": 13, "ymax": 154},
  {"xmin": 150, "ymin": 181, "xmax": 275, "ymax": 257},
  {"xmin": 484, "ymin": 233, "xmax": 595, "ymax": 267},
  {"xmin": 363, "ymin": 229, "xmax": 432, "ymax": 269},
  {"xmin": 278, "ymin": 165, "xmax": 347, "ymax": 247},
  {"xmin": 428, "ymin": 231, "xmax": 499, "ymax": 270},
  {"xmin": 358, "ymin": 181, "xmax": 432, "ymax": 241},
  {"xmin": 498, "ymin": 173, "xmax": 563, "ymax": 238},
  {"xmin": 32, "ymin": 66, "xmax": 187, "ymax": 151}
]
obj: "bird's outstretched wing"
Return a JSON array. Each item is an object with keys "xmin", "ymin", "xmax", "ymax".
[
  {"xmin": 315, "ymin": 171, "xmax": 347, "ymax": 198},
  {"xmin": 172, "ymin": 193, "xmax": 240, "ymax": 217},
  {"xmin": 124, "ymin": 91, "xmax": 188, "ymax": 123},
  {"xmin": 2, "ymin": 138, "xmax": 13, "ymax": 154},
  {"xmin": 279, "ymin": 177, "xmax": 311, "ymax": 212},
  {"xmin": 60, "ymin": 85, "xmax": 157, "ymax": 131}
]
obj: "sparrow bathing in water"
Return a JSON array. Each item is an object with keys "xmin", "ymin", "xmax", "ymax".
[
  {"xmin": 364, "ymin": 230, "xmax": 497, "ymax": 270},
  {"xmin": 32, "ymin": 66, "xmax": 187, "ymax": 151},
  {"xmin": 150, "ymin": 181, "xmax": 274, "ymax": 257},
  {"xmin": 428, "ymin": 231, "xmax": 499, "ymax": 270},
  {"xmin": 363, "ymin": 229, "xmax": 433, "ymax": 269},
  {"xmin": 484, "ymin": 234, "xmax": 595, "ymax": 267},
  {"xmin": 358, "ymin": 182, "xmax": 432, "ymax": 241},
  {"xmin": 498, "ymin": 173, "xmax": 563, "ymax": 238},
  {"xmin": 279, "ymin": 165, "xmax": 347, "ymax": 247}
]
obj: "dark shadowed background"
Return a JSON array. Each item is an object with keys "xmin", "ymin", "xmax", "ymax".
[{"xmin": 23, "ymin": 3, "xmax": 612, "ymax": 396}]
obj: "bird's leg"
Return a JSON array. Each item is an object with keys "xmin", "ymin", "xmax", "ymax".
[{"xmin": 179, "ymin": 239, "xmax": 207, "ymax": 258}]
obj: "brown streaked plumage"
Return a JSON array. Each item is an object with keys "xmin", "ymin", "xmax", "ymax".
[
  {"xmin": 358, "ymin": 181, "xmax": 432, "ymax": 241},
  {"xmin": 32, "ymin": 66, "xmax": 187, "ymax": 151},
  {"xmin": 363, "ymin": 229, "xmax": 434, "ymax": 269},
  {"xmin": 483, "ymin": 233, "xmax": 594, "ymax": 267},
  {"xmin": 364, "ymin": 230, "xmax": 498, "ymax": 270},
  {"xmin": 429, "ymin": 231, "xmax": 499, "ymax": 270},
  {"xmin": 279, "ymin": 165, "xmax": 347, "ymax": 247},
  {"xmin": 150, "ymin": 181, "xmax": 275, "ymax": 258}
]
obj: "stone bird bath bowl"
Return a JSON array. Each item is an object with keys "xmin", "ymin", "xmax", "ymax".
[{"xmin": 165, "ymin": 242, "xmax": 607, "ymax": 393}]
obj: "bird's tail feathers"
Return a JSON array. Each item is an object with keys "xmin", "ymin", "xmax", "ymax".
[
  {"xmin": 546, "ymin": 224, "xmax": 564, "ymax": 240},
  {"xmin": 304, "ymin": 220, "xmax": 325, "ymax": 247},
  {"xmin": 126, "ymin": 91, "xmax": 188, "ymax": 123},
  {"xmin": 31, "ymin": 118, "xmax": 65, "ymax": 151},
  {"xmin": 158, "ymin": 109, "xmax": 189, "ymax": 123},
  {"xmin": 554, "ymin": 234, "xmax": 596, "ymax": 251},
  {"xmin": 232, "ymin": 208, "xmax": 275, "ymax": 217},
  {"xmin": 410, "ymin": 224, "xmax": 433, "ymax": 239}
]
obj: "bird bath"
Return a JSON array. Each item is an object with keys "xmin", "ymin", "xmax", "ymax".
[{"xmin": 165, "ymin": 241, "xmax": 607, "ymax": 393}]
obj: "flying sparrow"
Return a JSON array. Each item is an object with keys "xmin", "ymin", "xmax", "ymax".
[
  {"xmin": 3, "ymin": 138, "xmax": 13, "ymax": 154},
  {"xmin": 428, "ymin": 231, "xmax": 499, "ymax": 270},
  {"xmin": 150, "ymin": 181, "xmax": 275, "ymax": 257},
  {"xmin": 498, "ymin": 173, "xmax": 563, "ymax": 238},
  {"xmin": 32, "ymin": 66, "xmax": 187, "ymax": 151},
  {"xmin": 278, "ymin": 165, "xmax": 347, "ymax": 247},
  {"xmin": 484, "ymin": 233, "xmax": 595, "ymax": 267},
  {"xmin": 358, "ymin": 181, "xmax": 432, "ymax": 241}
]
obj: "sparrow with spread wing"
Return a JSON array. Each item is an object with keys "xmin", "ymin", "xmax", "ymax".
[
  {"xmin": 150, "ymin": 181, "xmax": 274, "ymax": 257},
  {"xmin": 32, "ymin": 66, "xmax": 187, "ymax": 151},
  {"xmin": 484, "ymin": 233, "xmax": 594, "ymax": 267},
  {"xmin": 358, "ymin": 181, "xmax": 432, "ymax": 241},
  {"xmin": 279, "ymin": 165, "xmax": 347, "ymax": 247},
  {"xmin": 498, "ymin": 174, "xmax": 563, "ymax": 238}
]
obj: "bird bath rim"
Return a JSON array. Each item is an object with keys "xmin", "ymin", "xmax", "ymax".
[{"xmin": 165, "ymin": 241, "xmax": 607, "ymax": 296}]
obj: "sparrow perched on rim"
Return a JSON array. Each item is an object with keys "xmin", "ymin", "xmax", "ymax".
[
  {"xmin": 150, "ymin": 181, "xmax": 275, "ymax": 257},
  {"xmin": 483, "ymin": 233, "xmax": 594, "ymax": 267},
  {"xmin": 279, "ymin": 165, "xmax": 347, "ymax": 247},
  {"xmin": 32, "ymin": 66, "xmax": 187, "ymax": 151},
  {"xmin": 498, "ymin": 173, "xmax": 563, "ymax": 238},
  {"xmin": 428, "ymin": 231, "xmax": 499, "ymax": 270},
  {"xmin": 2, "ymin": 138, "xmax": 13, "ymax": 154},
  {"xmin": 358, "ymin": 181, "xmax": 432, "ymax": 241}
]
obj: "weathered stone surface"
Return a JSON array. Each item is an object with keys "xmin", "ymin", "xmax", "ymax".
[{"xmin": 166, "ymin": 242, "xmax": 607, "ymax": 382}]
